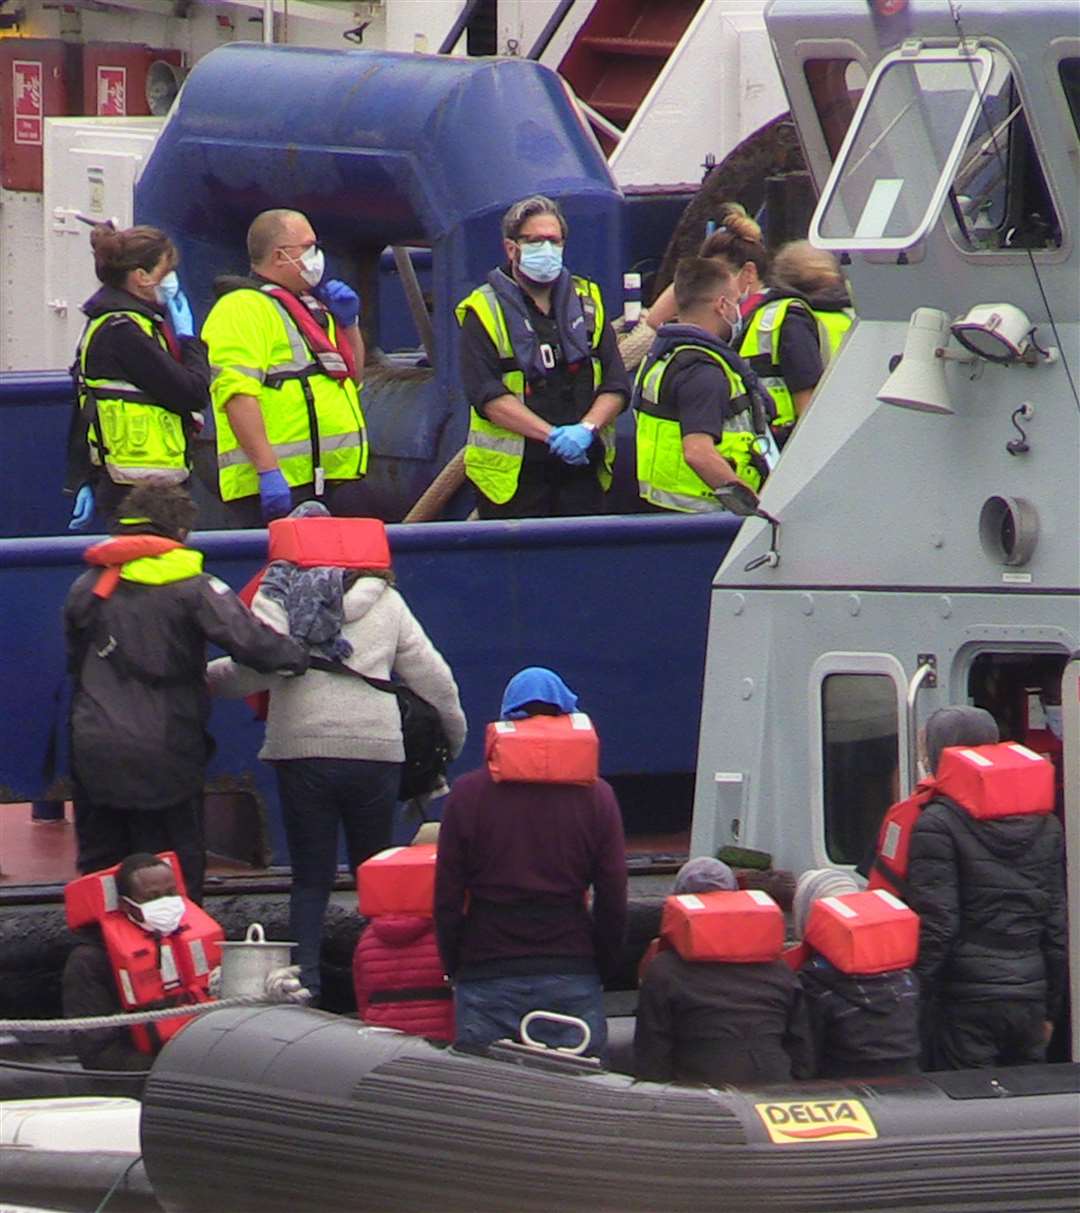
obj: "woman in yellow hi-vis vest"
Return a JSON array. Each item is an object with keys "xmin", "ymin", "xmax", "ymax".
[
  {"xmin": 66, "ymin": 224, "xmax": 212, "ymax": 531},
  {"xmin": 738, "ymin": 241, "xmax": 855, "ymax": 449},
  {"xmin": 456, "ymin": 195, "xmax": 630, "ymax": 519}
]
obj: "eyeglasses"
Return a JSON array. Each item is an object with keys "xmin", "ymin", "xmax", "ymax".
[
  {"xmin": 277, "ymin": 242, "xmax": 319, "ymax": 253},
  {"xmin": 517, "ymin": 236, "xmax": 565, "ymax": 248}
]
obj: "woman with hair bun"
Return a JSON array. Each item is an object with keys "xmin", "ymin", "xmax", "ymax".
[
  {"xmin": 739, "ymin": 239, "xmax": 854, "ymax": 450},
  {"xmin": 65, "ymin": 224, "xmax": 211, "ymax": 529},
  {"xmin": 645, "ymin": 203, "xmax": 769, "ymax": 334}
]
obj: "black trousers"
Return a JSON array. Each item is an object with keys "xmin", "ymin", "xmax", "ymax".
[
  {"xmin": 74, "ymin": 796, "xmax": 205, "ymax": 904},
  {"xmin": 935, "ymin": 998, "xmax": 1047, "ymax": 1069},
  {"xmin": 222, "ymin": 480, "xmax": 358, "ymax": 529},
  {"xmin": 475, "ymin": 457, "xmax": 606, "ymax": 520}
]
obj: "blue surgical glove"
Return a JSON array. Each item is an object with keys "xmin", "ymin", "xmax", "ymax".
[
  {"xmin": 314, "ymin": 279, "xmax": 360, "ymax": 328},
  {"xmin": 547, "ymin": 423, "xmax": 594, "ymax": 466},
  {"xmin": 68, "ymin": 484, "xmax": 95, "ymax": 531},
  {"xmin": 166, "ymin": 289, "xmax": 195, "ymax": 339},
  {"xmin": 258, "ymin": 468, "xmax": 292, "ymax": 522}
]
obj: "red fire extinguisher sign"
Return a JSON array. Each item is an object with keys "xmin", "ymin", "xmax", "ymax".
[
  {"xmin": 13, "ymin": 60, "xmax": 43, "ymax": 145},
  {"xmin": 97, "ymin": 66, "xmax": 128, "ymax": 116}
]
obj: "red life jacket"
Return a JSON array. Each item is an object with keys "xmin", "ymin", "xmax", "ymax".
[
  {"xmin": 352, "ymin": 915, "xmax": 453, "ymax": 1042},
  {"xmin": 261, "ymin": 286, "xmax": 357, "ymax": 383},
  {"xmin": 934, "ymin": 741, "xmax": 1055, "ymax": 820},
  {"xmin": 804, "ymin": 889, "xmax": 919, "ymax": 975},
  {"xmin": 869, "ymin": 743, "xmax": 1056, "ymax": 895},
  {"xmin": 237, "ymin": 516, "xmax": 391, "ymax": 721},
  {"xmin": 357, "ymin": 844, "xmax": 437, "ymax": 918},
  {"xmin": 64, "ymin": 852, "xmax": 223, "ymax": 1054},
  {"xmin": 484, "ymin": 714, "xmax": 600, "ymax": 785},
  {"xmin": 659, "ymin": 889, "xmax": 784, "ymax": 964},
  {"xmin": 867, "ymin": 780, "xmax": 938, "ymax": 899},
  {"xmin": 83, "ymin": 534, "xmax": 183, "ymax": 598}
]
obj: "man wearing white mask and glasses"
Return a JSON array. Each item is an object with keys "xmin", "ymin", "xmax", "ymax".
[
  {"xmin": 456, "ymin": 195, "xmax": 630, "ymax": 518},
  {"xmin": 202, "ymin": 209, "xmax": 368, "ymax": 526}
]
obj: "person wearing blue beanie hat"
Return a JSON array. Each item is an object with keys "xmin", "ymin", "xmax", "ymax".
[
  {"xmin": 500, "ymin": 667, "xmax": 579, "ymax": 720},
  {"xmin": 435, "ymin": 667, "xmax": 627, "ymax": 1060}
]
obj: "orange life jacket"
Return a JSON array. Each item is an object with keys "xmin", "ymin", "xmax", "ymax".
[
  {"xmin": 804, "ymin": 889, "xmax": 919, "ymax": 975},
  {"xmin": 64, "ymin": 852, "xmax": 223, "ymax": 1054},
  {"xmin": 869, "ymin": 743, "xmax": 1055, "ymax": 896},
  {"xmin": 659, "ymin": 889, "xmax": 784, "ymax": 964},
  {"xmin": 484, "ymin": 714, "xmax": 600, "ymax": 785},
  {"xmin": 237, "ymin": 516, "xmax": 392, "ymax": 721},
  {"xmin": 868, "ymin": 780, "xmax": 938, "ymax": 899},
  {"xmin": 934, "ymin": 741, "xmax": 1055, "ymax": 820},
  {"xmin": 358, "ymin": 844, "xmax": 437, "ymax": 918}
]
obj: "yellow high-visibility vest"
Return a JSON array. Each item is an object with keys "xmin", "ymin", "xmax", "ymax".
[
  {"xmin": 635, "ymin": 341, "xmax": 763, "ymax": 513},
  {"xmin": 740, "ymin": 297, "xmax": 854, "ymax": 428},
  {"xmin": 202, "ymin": 289, "xmax": 367, "ymax": 502},
  {"xmin": 75, "ymin": 311, "xmax": 189, "ymax": 486},
  {"xmin": 454, "ymin": 276, "xmax": 613, "ymax": 505}
]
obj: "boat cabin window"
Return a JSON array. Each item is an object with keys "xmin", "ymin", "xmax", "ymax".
[
  {"xmin": 811, "ymin": 46, "xmax": 1061, "ymax": 254},
  {"xmin": 820, "ymin": 673, "xmax": 901, "ymax": 866},
  {"xmin": 1061, "ymin": 59, "xmax": 1080, "ymax": 140},
  {"xmin": 805, "ymin": 59, "xmax": 868, "ymax": 160},
  {"xmin": 949, "ymin": 61, "xmax": 1062, "ymax": 252},
  {"xmin": 967, "ymin": 651, "xmax": 1068, "ymax": 754}
]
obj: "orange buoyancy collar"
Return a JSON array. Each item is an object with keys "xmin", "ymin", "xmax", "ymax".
[
  {"xmin": 262, "ymin": 286, "xmax": 357, "ymax": 382},
  {"xmin": 84, "ymin": 535, "xmax": 183, "ymax": 598}
]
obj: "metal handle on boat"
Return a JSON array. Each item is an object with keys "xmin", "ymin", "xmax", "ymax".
[
  {"xmin": 906, "ymin": 658, "xmax": 937, "ymax": 790},
  {"xmin": 519, "ymin": 1011, "xmax": 592, "ymax": 1056}
]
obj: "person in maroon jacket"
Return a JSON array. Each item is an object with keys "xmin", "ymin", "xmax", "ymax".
[
  {"xmin": 434, "ymin": 668, "xmax": 627, "ymax": 1058},
  {"xmin": 353, "ymin": 824, "xmax": 454, "ymax": 1042}
]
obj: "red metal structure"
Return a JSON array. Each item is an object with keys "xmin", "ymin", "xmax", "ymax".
[{"xmin": 558, "ymin": 0, "xmax": 704, "ymax": 153}]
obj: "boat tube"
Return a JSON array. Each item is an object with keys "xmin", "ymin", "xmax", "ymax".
[{"xmin": 141, "ymin": 1005, "xmax": 1080, "ymax": 1213}]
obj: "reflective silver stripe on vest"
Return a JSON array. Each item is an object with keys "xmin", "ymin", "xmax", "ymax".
[
  {"xmin": 217, "ymin": 429, "xmax": 364, "ymax": 470},
  {"xmin": 188, "ymin": 938, "xmax": 209, "ymax": 977},
  {"xmin": 212, "ymin": 364, "xmax": 266, "ymax": 384},
  {"xmin": 639, "ymin": 484, "xmax": 722, "ymax": 513},
  {"xmin": 86, "ymin": 378, "xmax": 157, "ymax": 404},
  {"xmin": 104, "ymin": 463, "xmax": 189, "ymax": 486},
  {"xmin": 467, "ymin": 431, "xmax": 524, "ymax": 456}
]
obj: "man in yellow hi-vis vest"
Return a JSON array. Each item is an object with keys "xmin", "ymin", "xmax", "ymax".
[
  {"xmin": 456, "ymin": 195, "xmax": 630, "ymax": 518},
  {"xmin": 201, "ymin": 209, "xmax": 368, "ymax": 527},
  {"xmin": 635, "ymin": 257, "xmax": 772, "ymax": 514}
]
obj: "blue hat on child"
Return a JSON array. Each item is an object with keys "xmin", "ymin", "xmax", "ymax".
[{"xmin": 500, "ymin": 667, "xmax": 579, "ymax": 720}]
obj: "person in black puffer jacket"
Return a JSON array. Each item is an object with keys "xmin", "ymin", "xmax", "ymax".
[
  {"xmin": 907, "ymin": 706, "xmax": 1068, "ymax": 1070},
  {"xmin": 793, "ymin": 869, "xmax": 920, "ymax": 1078}
]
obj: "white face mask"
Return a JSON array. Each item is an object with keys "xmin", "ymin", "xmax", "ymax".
[
  {"xmin": 154, "ymin": 270, "xmax": 180, "ymax": 305},
  {"xmin": 132, "ymin": 894, "xmax": 186, "ymax": 936},
  {"xmin": 720, "ymin": 298, "xmax": 743, "ymax": 344},
  {"xmin": 1044, "ymin": 704, "xmax": 1063, "ymax": 740},
  {"xmin": 283, "ymin": 245, "xmax": 325, "ymax": 288}
]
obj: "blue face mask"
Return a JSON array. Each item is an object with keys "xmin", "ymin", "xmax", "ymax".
[{"xmin": 518, "ymin": 240, "xmax": 563, "ymax": 284}]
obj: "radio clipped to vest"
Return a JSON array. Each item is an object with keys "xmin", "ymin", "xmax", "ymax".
[
  {"xmin": 485, "ymin": 713, "xmax": 600, "ymax": 785},
  {"xmin": 660, "ymin": 889, "xmax": 784, "ymax": 964},
  {"xmin": 358, "ymin": 844, "xmax": 437, "ymax": 918},
  {"xmin": 804, "ymin": 889, "xmax": 919, "ymax": 975}
]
